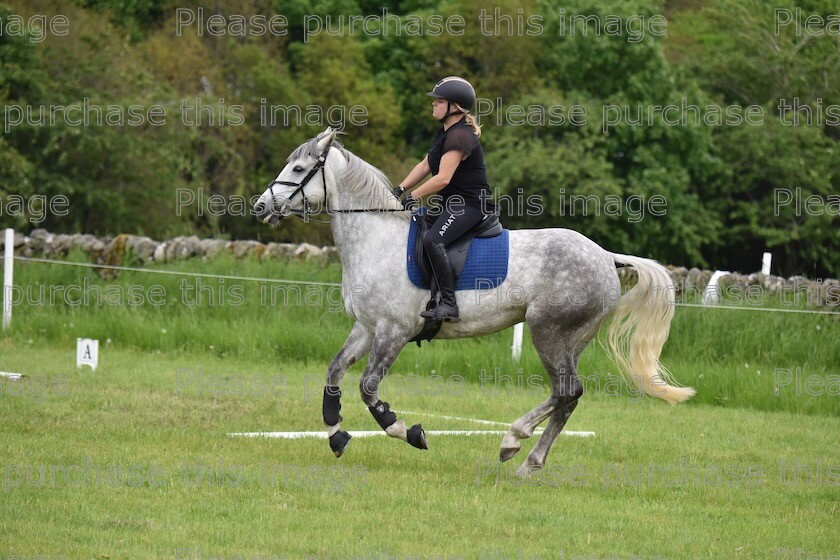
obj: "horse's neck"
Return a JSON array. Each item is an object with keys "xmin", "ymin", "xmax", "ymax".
[
  {"xmin": 329, "ymin": 179, "xmax": 409, "ymax": 276},
  {"xmin": 331, "ymin": 212, "xmax": 407, "ymax": 253}
]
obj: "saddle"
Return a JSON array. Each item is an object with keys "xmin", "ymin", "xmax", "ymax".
[
  {"xmin": 413, "ymin": 208, "xmax": 503, "ymax": 285},
  {"xmin": 407, "ymin": 208, "xmax": 507, "ymax": 346}
]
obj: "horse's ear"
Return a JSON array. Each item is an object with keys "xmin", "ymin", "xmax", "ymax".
[{"xmin": 316, "ymin": 127, "xmax": 337, "ymax": 152}]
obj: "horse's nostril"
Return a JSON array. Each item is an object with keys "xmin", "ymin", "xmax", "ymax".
[{"xmin": 254, "ymin": 201, "xmax": 266, "ymax": 215}]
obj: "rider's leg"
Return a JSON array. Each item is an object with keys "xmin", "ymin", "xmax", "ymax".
[
  {"xmin": 422, "ymin": 243, "xmax": 459, "ymax": 322},
  {"xmin": 421, "ymin": 203, "xmax": 485, "ymax": 322}
]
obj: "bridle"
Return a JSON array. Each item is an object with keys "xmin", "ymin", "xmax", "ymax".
[{"xmin": 266, "ymin": 143, "xmax": 407, "ymax": 222}]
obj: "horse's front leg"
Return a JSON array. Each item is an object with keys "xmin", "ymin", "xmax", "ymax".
[
  {"xmin": 359, "ymin": 328, "xmax": 428, "ymax": 451},
  {"xmin": 323, "ymin": 322, "xmax": 373, "ymax": 457}
]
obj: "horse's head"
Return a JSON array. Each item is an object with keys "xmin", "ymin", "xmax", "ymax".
[{"xmin": 254, "ymin": 127, "xmax": 342, "ymax": 225}]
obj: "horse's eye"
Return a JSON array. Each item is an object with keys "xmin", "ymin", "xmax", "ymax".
[{"xmin": 293, "ymin": 166, "xmax": 304, "ymax": 173}]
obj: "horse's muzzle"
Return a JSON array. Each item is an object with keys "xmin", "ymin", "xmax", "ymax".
[{"xmin": 254, "ymin": 198, "xmax": 289, "ymax": 225}]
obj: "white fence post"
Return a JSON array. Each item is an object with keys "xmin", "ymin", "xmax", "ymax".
[
  {"xmin": 762, "ymin": 252, "xmax": 772, "ymax": 275},
  {"xmin": 3, "ymin": 228, "xmax": 13, "ymax": 330},
  {"xmin": 702, "ymin": 270, "xmax": 730, "ymax": 305},
  {"xmin": 511, "ymin": 322, "xmax": 524, "ymax": 362}
]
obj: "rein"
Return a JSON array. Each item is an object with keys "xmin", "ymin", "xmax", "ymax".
[{"xmin": 266, "ymin": 144, "xmax": 407, "ymax": 221}]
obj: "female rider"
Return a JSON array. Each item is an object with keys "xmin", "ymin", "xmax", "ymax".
[{"xmin": 393, "ymin": 76, "xmax": 497, "ymax": 323}]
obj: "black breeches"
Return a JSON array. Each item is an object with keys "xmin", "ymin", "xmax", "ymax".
[{"xmin": 422, "ymin": 204, "xmax": 485, "ymax": 252}]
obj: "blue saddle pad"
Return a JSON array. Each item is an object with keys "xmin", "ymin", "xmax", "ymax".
[{"xmin": 407, "ymin": 219, "xmax": 510, "ymax": 291}]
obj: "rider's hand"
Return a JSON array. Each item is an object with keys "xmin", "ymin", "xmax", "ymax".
[
  {"xmin": 402, "ymin": 194, "xmax": 418, "ymax": 211},
  {"xmin": 391, "ymin": 185, "xmax": 406, "ymax": 199}
]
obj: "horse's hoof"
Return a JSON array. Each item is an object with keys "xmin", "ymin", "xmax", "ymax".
[
  {"xmin": 499, "ymin": 447, "xmax": 520, "ymax": 462},
  {"xmin": 515, "ymin": 463, "xmax": 540, "ymax": 478},
  {"xmin": 329, "ymin": 430, "xmax": 352, "ymax": 458},
  {"xmin": 407, "ymin": 424, "xmax": 428, "ymax": 450}
]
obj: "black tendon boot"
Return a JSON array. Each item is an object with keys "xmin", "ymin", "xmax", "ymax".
[{"xmin": 420, "ymin": 243, "xmax": 459, "ymax": 323}]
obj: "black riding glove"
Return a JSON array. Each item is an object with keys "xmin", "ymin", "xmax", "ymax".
[
  {"xmin": 402, "ymin": 195, "xmax": 418, "ymax": 211},
  {"xmin": 391, "ymin": 185, "xmax": 417, "ymax": 210}
]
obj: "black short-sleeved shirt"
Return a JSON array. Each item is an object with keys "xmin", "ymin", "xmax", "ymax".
[{"xmin": 427, "ymin": 117, "xmax": 496, "ymax": 212}]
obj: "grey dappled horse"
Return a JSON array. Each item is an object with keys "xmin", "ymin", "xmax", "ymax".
[{"xmin": 254, "ymin": 127, "xmax": 695, "ymax": 476}]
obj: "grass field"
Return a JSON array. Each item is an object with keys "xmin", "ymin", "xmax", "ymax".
[
  {"xmin": 5, "ymin": 254, "xmax": 839, "ymax": 415},
  {"xmin": 1, "ymin": 343, "xmax": 838, "ymax": 559},
  {"xmin": 1, "ymin": 255, "xmax": 838, "ymax": 559}
]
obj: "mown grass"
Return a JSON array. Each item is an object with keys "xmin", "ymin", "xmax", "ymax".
[
  {"xmin": 4, "ymin": 252, "xmax": 838, "ymax": 416},
  {"xmin": 0, "ymin": 342, "xmax": 837, "ymax": 559}
]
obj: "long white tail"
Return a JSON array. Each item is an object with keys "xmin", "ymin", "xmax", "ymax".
[{"xmin": 605, "ymin": 253, "xmax": 696, "ymax": 404}]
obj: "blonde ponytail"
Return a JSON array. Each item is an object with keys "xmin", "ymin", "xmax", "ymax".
[{"xmin": 453, "ymin": 103, "xmax": 481, "ymax": 138}]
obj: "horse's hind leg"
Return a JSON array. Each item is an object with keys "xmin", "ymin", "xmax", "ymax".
[
  {"xmin": 498, "ymin": 395, "xmax": 559, "ymax": 463},
  {"xmin": 323, "ymin": 322, "xmax": 373, "ymax": 458},
  {"xmin": 508, "ymin": 345, "xmax": 583, "ymax": 475},
  {"xmin": 359, "ymin": 328, "xmax": 428, "ymax": 451},
  {"xmin": 499, "ymin": 313, "xmax": 585, "ymax": 470},
  {"xmin": 515, "ymin": 323, "xmax": 599, "ymax": 475},
  {"xmin": 516, "ymin": 398, "xmax": 579, "ymax": 476}
]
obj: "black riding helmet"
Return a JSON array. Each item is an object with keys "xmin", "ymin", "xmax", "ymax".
[{"xmin": 427, "ymin": 76, "xmax": 476, "ymax": 122}]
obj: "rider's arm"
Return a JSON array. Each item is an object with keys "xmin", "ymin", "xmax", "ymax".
[
  {"xmin": 409, "ymin": 151, "xmax": 464, "ymax": 198},
  {"xmin": 397, "ymin": 155, "xmax": 431, "ymax": 190}
]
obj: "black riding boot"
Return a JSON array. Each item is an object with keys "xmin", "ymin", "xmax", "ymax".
[{"xmin": 420, "ymin": 243, "xmax": 459, "ymax": 323}]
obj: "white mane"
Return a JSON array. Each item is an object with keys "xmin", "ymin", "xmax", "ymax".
[{"xmin": 288, "ymin": 135, "xmax": 406, "ymax": 216}]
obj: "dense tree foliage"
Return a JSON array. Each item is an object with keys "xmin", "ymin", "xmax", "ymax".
[{"xmin": 0, "ymin": 0, "xmax": 837, "ymax": 275}]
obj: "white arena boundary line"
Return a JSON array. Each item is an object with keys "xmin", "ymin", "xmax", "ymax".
[
  {"xmin": 393, "ymin": 409, "xmax": 596, "ymax": 438},
  {"xmin": 229, "ymin": 430, "xmax": 537, "ymax": 439},
  {"xmin": 393, "ymin": 409, "xmax": 511, "ymax": 427},
  {"xmin": 229, "ymin": 410, "xmax": 596, "ymax": 439},
  {"xmin": 228, "ymin": 429, "xmax": 596, "ymax": 439}
]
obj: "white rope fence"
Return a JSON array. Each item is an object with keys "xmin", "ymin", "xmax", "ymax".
[
  {"xmin": 12, "ymin": 255, "xmax": 342, "ymax": 287},
  {"xmin": 8, "ymin": 254, "xmax": 836, "ymax": 314}
]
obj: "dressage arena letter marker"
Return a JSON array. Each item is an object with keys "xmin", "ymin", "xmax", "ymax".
[{"xmin": 76, "ymin": 338, "xmax": 99, "ymax": 370}]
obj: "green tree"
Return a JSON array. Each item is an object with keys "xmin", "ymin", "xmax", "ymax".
[{"xmin": 707, "ymin": 115, "xmax": 839, "ymax": 276}]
